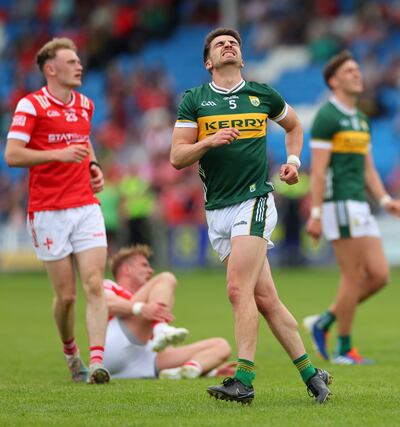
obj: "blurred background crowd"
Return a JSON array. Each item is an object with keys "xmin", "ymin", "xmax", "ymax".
[{"xmin": 1, "ymin": 0, "xmax": 400, "ymax": 268}]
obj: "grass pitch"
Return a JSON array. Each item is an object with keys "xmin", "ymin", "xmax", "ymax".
[{"xmin": 0, "ymin": 267, "xmax": 399, "ymax": 426}]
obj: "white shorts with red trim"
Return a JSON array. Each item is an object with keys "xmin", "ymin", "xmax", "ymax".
[
  {"xmin": 103, "ymin": 317, "xmax": 157, "ymax": 379},
  {"xmin": 27, "ymin": 204, "xmax": 107, "ymax": 261}
]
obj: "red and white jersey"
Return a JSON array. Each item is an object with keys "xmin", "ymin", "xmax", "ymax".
[
  {"xmin": 7, "ymin": 86, "xmax": 99, "ymax": 212},
  {"xmin": 103, "ymin": 279, "xmax": 134, "ymax": 300},
  {"xmin": 104, "ymin": 279, "xmax": 134, "ymax": 321}
]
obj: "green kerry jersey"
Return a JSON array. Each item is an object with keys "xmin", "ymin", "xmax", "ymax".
[
  {"xmin": 310, "ymin": 97, "xmax": 371, "ymax": 202},
  {"xmin": 175, "ymin": 80, "xmax": 287, "ymax": 210}
]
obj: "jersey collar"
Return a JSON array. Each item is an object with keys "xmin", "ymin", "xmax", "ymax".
[
  {"xmin": 329, "ymin": 95, "xmax": 357, "ymax": 116},
  {"xmin": 209, "ymin": 79, "xmax": 245, "ymax": 94},
  {"xmin": 42, "ymin": 86, "xmax": 76, "ymax": 108}
]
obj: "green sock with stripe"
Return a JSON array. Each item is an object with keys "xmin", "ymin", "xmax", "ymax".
[
  {"xmin": 335, "ymin": 335, "xmax": 351, "ymax": 356},
  {"xmin": 316, "ymin": 310, "xmax": 336, "ymax": 331},
  {"xmin": 234, "ymin": 358, "xmax": 255, "ymax": 387},
  {"xmin": 293, "ymin": 353, "xmax": 317, "ymax": 384}
]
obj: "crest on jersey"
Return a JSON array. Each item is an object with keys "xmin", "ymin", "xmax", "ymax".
[{"xmin": 249, "ymin": 96, "xmax": 260, "ymax": 107}]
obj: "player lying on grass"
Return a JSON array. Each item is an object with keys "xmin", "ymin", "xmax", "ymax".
[{"xmin": 103, "ymin": 245, "xmax": 234, "ymax": 379}]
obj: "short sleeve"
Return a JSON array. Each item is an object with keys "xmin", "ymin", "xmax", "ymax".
[
  {"xmin": 175, "ymin": 90, "xmax": 198, "ymax": 128},
  {"xmin": 267, "ymin": 87, "xmax": 288, "ymax": 122},
  {"xmin": 7, "ymin": 98, "xmax": 37, "ymax": 143}
]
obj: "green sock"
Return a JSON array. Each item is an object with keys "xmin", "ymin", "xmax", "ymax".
[
  {"xmin": 293, "ymin": 353, "xmax": 317, "ymax": 384},
  {"xmin": 234, "ymin": 358, "xmax": 255, "ymax": 386},
  {"xmin": 336, "ymin": 336, "xmax": 351, "ymax": 355},
  {"xmin": 316, "ymin": 310, "xmax": 336, "ymax": 331}
]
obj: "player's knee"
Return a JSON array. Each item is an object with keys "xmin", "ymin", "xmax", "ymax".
[
  {"xmin": 82, "ymin": 273, "xmax": 104, "ymax": 298},
  {"xmin": 157, "ymin": 271, "xmax": 177, "ymax": 289},
  {"xmin": 214, "ymin": 338, "xmax": 232, "ymax": 359},
  {"xmin": 55, "ymin": 293, "xmax": 76, "ymax": 308},
  {"xmin": 369, "ymin": 268, "xmax": 389, "ymax": 291},
  {"xmin": 226, "ymin": 282, "xmax": 242, "ymax": 306}
]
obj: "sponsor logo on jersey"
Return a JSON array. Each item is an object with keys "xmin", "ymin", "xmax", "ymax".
[
  {"xmin": 332, "ymin": 130, "xmax": 370, "ymax": 155},
  {"xmin": 249, "ymin": 183, "xmax": 256, "ymax": 192},
  {"xmin": 249, "ymin": 96, "xmax": 260, "ymax": 107},
  {"xmin": 48, "ymin": 133, "xmax": 90, "ymax": 144},
  {"xmin": 201, "ymin": 100, "xmax": 217, "ymax": 107},
  {"xmin": 197, "ymin": 113, "xmax": 267, "ymax": 140},
  {"xmin": 11, "ymin": 115, "xmax": 27, "ymax": 127},
  {"xmin": 233, "ymin": 220, "xmax": 248, "ymax": 227},
  {"xmin": 223, "ymin": 95, "xmax": 239, "ymax": 100},
  {"xmin": 339, "ymin": 119, "xmax": 350, "ymax": 127},
  {"xmin": 47, "ymin": 110, "xmax": 61, "ymax": 117}
]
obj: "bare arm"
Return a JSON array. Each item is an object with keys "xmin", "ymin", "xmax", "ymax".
[
  {"xmin": 306, "ymin": 148, "xmax": 332, "ymax": 240},
  {"xmin": 105, "ymin": 291, "xmax": 174, "ymax": 322},
  {"xmin": 170, "ymin": 126, "xmax": 240, "ymax": 170},
  {"xmin": 105, "ymin": 291, "xmax": 135, "ymax": 318},
  {"xmin": 5, "ymin": 138, "xmax": 90, "ymax": 168},
  {"xmin": 276, "ymin": 105, "xmax": 303, "ymax": 185},
  {"xmin": 88, "ymin": 141, "xmax": 104, "ymax": 193},
  {"xmin": 365, "ymin": 151, "xmax": 400, "ymax": 216}
]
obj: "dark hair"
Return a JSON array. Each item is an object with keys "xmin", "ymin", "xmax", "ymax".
[
  {"xmin": 203, "ymin": 27, "xmax": 242, "ymax": 63},
  {"xmin": 323, "ymin": 50, "xmax": 354, "ymax": 88},
  {"xmin": 36, "ymin": 37, "xmax": 77, "ymax": 72}
]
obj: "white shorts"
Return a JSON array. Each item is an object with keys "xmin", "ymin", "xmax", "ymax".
[
  {"xmin": 322, "ymin": 200, "xmax": 380, "ymax": 241},
  {"xmin": 27, "ymin": 204, "xmax": 107, "ymax": 261},
  {"xmin": 103, "ymin": 317, "xmax": 157, "ymax": 379},
  {"xmin": 206, "ymin": 193, "xmax": 278, "ymax": 262}
]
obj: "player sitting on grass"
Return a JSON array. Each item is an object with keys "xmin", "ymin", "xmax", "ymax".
[{"xmin": 103, "ymin": 245, "xmax": 234, "ymax": 379}]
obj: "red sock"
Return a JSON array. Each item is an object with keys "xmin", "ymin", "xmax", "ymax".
[
  {"xmin": 63, "ymin": 337, "xmax": 78, "ymax": 358},
  {"xmin": 89, "ymin": 345, "xmax": 104, "ymax": 366}
]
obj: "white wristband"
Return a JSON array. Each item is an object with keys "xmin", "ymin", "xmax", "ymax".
[
  {"xmin": 379, "ymin": 194, "xmax": 392, "ymax": 207},
  {"xmin": 310, "ymin": 206, "xmax": 322, "ymax": 219},
  {"xmin": 287, "ymin": 154, "xmax": 301, "ymax": 169},
  {"xmin": 131, "ymin": 302, "xmax": 144, "ymax": 316}
]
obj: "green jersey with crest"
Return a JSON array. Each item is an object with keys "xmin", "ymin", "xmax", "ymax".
[
  {"xmin": 310, "ymin": 97, "xmax": 371, "ymax": 202},
  {"xmin": 175, "ymin": 80, "xmax": 287, "ymax": 210}
]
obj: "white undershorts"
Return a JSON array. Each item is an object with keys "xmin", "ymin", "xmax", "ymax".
[
  {"xmin": 322, "ymin": 200, "xmax": 380, "ymax": 241},
  {"xmin": 103, "ymin": 317, "xmax": 157, "ymax": 379},
  {"xmin": 27, "ymin": 204, "xmax": 107, "ymax": 261},
  {"xmin": 206, "ymin": 193, "xmax": 278, "ymax": 261}
]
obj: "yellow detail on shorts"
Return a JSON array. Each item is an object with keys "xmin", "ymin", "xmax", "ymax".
[
  {"xmin": 332, "ymin": 131, "xmax": 370, "ymax": 154},
  {"xmin": 197, "ymin": 113, "xmax": 268, "ymax": 141}
]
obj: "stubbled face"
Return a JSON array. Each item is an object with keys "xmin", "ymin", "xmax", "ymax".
[
  {"xmin": 126, "ymin": 254, "xmax": 154, "ymax": 288},
  {"xmin": 205, "ymin": 35, "xmax": 243, "ymax": 72},
  {"xmin": 331, "ymin": 59, "xmax": 363, "ymax": 95},
  {"xmin": 46, "ymin": 48, "xmax": 83, "ymax": 88}
]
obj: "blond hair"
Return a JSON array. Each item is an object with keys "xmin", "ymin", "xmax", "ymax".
[
  {"xmin": 109, "ymin": 245, "xmax": 153, "ymax": 278},
  {"xmin": 36, "ymin": 37, "xmax": 77, "ymax": 72}
]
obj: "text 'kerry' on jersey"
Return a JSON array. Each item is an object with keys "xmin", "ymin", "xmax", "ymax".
[
  {"xmin": 310, "ymin": 96, "xmax": 371, "ymax": 202},
  {"xmin": 175, "ymin": 80, "xmax": 288, "ymax": 210},
  {"xmin": 7, "ymin": 86, "xmax": 99, "ymax": 212}
]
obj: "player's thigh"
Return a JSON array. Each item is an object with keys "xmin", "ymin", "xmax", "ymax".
[
  {"xmin": 226, "ymin": 235, "xmax": 267, "ymax": 287},
  {"xmin": 332, "ymin": 237, "xmax": 370, "ymax": 278},
  {"xmin": 155, "ymin": 338, "xmax": 222, "ymax": 370},
  {"xmin": 44, "ymin": 255, "xmax": 76, "ymax": 297},
  {"xmin": 132, "ymin": 272, "xmax": 175, "ymax": 303},
  {"xmin": 74, "ymin": 246, "xmax": 107, "ymax": 285}
]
